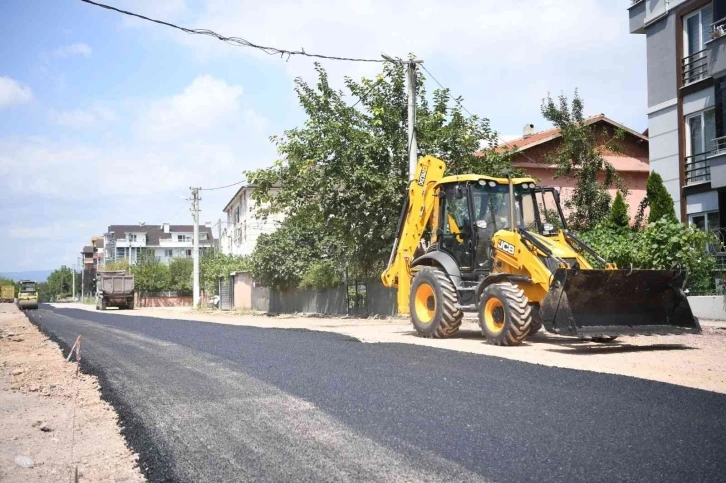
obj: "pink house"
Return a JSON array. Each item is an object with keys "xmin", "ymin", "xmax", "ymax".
[{"xmin": 501, "ymin": 115, "xmax": 649, "ymax": 220}]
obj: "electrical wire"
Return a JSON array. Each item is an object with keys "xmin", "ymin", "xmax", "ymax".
[
  {"xmin": 80, "ymin": 0, "xmax": 384, "ymax": 63},
  {"xmin": 200, "ymin": 180, "xmax": 245, "ymax": 191},
  {"xmin": 350, "ymin": 73, "xmax": 388, "ymax": 109},
  {"xmin": 419, "ymin": 64, "xmax": 541, "ymax": 165}
]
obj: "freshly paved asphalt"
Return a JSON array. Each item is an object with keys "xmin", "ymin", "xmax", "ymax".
[{"xmin": 25, "ymin": 305, "xmax": 726, "ymax": 483}]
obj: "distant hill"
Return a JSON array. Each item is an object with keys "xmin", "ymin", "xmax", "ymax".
[{"xmin": 0, "ymin": 270, "xmax": 53, "ymax": 282}]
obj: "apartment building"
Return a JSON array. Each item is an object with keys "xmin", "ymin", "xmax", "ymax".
[
  {"xmin": 221, "ymin": 186, "xmax": 285, "ymax": 257},
  {"xmin": 104, "ymin": 223, "xmax": 214, "ymax": 265},
  {"xmin": 630, "ymin": 0, "xmax": 726, "ymax": 234}
]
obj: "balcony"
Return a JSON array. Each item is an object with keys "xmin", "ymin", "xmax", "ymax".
[
  {"xmin": 708, "ymin": 136, "xmax": 726, "ymax": 188},
  {"xmin": 685, "ymin": 152, "xmax": 712, "ymax": 185},
  {"xmin": 683, "ymin": 49, "xmax": 710, "ymax": 86},
  {"xmin": 709, "ymin": 17, "xmax": 726, "ymax": 78},
  {"xmin": 628, "ymin": 0, "xmax": 646, "ymax": 34}
]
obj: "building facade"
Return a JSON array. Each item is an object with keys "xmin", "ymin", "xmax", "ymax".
[
  {"xmin": 104, "ymin": 223, "xmax": 214, "ymax": 266},
  {"xmin": 630, "ymin": 0, "xmax": 726, "ymax": 234},
  {"xmin": 221, "ymin": 186, "xmax": 285, "ymax": 257},
  {"xmin": 503, "ymin": 115, "xmax": 650, "ymax": 219}
]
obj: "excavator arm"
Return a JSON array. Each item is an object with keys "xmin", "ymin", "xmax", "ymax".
[{"xmin": 381, "ymin": 156, "xmax": 447, "ymax": 314}]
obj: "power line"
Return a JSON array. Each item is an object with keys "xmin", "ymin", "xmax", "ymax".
[
  {"xmin": 200, "ymin": 180, "xmax": 245, "ymax": 191},
  {"xmin": 420, "ymin": 64, "xmax": 540, "ymax": 165},
  {"xmin": 80, "ymin": 0, "xmax": 384, "ymax": 63}
]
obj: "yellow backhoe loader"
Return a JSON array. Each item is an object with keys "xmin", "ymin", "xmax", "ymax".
[{"xmin": 381, "ymin": 156, "xmax": 700, "ymax": 345}]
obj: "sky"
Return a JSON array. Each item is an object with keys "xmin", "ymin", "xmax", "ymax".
[{"xmin": 0, "ymin": 0, "xmax": 646, "ymax": 272}]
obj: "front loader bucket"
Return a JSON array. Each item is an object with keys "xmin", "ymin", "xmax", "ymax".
[{"xmin": 539, "ymin": 269, "xmax": 700, "ymax": 337}]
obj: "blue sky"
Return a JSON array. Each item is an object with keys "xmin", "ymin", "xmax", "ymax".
[{"xmin": 0, "ymin": 0, "xmax": 646, "ymax": 272}]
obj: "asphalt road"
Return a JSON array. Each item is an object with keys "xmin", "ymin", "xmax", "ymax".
[{"xmin": 25, "ymin": 305, "xmax": 726, "ymax": 483}]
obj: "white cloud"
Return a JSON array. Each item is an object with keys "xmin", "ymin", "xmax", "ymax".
[
  {"xmin": 136, "ymin": 75, "xmax": 252, "ymax": 139},
  {"xmin": 49, "ymin": 106, "xmax": 118, "ymax": 129},
  {"xmin": 52, "ymin": 42, "xmax": 92, "ymax": 58},
  {"xmin": 0, "ymin": 77, "xmax": 33, "ymax": 109}
]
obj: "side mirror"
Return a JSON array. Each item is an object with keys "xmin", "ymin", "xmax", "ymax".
[{"xmin": 455, "ymin": 186, "xmax": 464, "ymax": 199}]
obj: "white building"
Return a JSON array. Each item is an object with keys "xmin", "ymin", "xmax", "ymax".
[
  {"xmin": 104, "ymin": 223, "xmax": 214, "ymax": 265},
  {"xmin": 221, "ymin": 186, "xmax": 285, "ymax": 257}
]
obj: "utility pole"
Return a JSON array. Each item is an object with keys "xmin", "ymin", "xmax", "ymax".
[
  {"xmin": 382, "ymin": 54, "xmax": 423, "ymax": 180},
  {"xmin": 191, "ymin": 187, "xmax": 201, "ymax": 309},
  {"xmin": 72, "ymin": 264, "xmax": 76, "ymax": 301},
  {"xmin": 217, "ymin": 218, "xmax": 222, "ymax": 253}
]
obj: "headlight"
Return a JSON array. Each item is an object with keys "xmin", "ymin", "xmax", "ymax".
[
  {"xmin": 544, "ymin": 223, "xmax": 554, "ymax": 232},
  {"xmin": 488, "ymin": 181, "xmax": 496, "ymax": 187}
]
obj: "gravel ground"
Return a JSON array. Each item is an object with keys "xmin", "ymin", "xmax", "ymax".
[
  {"xmin": 30, "ymin": 304, "xmax": 726, "ymax": 483},
  {"xmin": 0, "ymin": 303, "xmax": 144, "ymax": 482}
]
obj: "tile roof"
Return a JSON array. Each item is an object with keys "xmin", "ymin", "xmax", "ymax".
[
  {"xmin": 500, "ymin": 114, "xmax": 648, "ymax": 152},
  {"xmin": 81, "ymin": 246, "xmax": 93, "ymax": 254}
]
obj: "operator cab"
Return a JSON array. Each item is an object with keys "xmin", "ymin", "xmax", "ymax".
[{"xmin": 436, "ymin": 179, "xmax": 566, "ymax": 275}]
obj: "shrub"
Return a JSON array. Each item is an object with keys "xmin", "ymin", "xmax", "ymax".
[
  {"xmin": 646, "ymin": 172, "xmax": 677, "ymax": 223},
  {"xmin": 609, "ymin": 191, "xmax": 630, "ymax": 228}
]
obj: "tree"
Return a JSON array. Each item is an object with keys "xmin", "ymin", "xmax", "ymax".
[
  {"xmin": 646, "ymin": 171, "xmax": 677, "ymax": 223},
  {"xmin": 46, "ymin": 266, "xmax": 74, "ymax": 300},
  {"xmin": 169, "ymin": 258, "xmax": 193, "ymax": 293},
  {"xmin": 130, "ymin": 250, "xmax": 170, "ymax": 296},
  {"xmin": 246, "ymin": 61, "xmax": 514, "ymax": 282},
  {"xmin": 609, "ymin": 191, "xmax": 630, "ymax": 228},
  {"xmin": 541, "ymin": 91, "xmax": 625, "ymax": 230},
  {"xmin": 199, "ymin": 252, "xmax": 251, "ymax": 294}
]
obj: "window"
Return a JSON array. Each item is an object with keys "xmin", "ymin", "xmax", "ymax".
[
  {"xmin": 186, "ymin": 249, "xmax": 192, "ymax": 257},
  {"xmin": 235, "ymin": 206, "xmax": 240, "ymax": 224},
  {"xmin": 129, "ymin": 234, "xmax": 137, "ymax": 242},
  {"xmin": 200, "ymin": 233, "xmax": 208, "ymax": 240},
  {"xmin": 165, "ymin": 249, "xmax": 173, "ymax": 257},
  {"xmin": 686, "ymin": 109, "xmax": 716, "ymax": 183},
  {"xmin": 684, "ymin": 5, "xmax": 713, "ymax": 84},
  {"xmin": 177, "ymin": 235, "xmax": 191, "ymax": 242},
  {"xmin": 690, "ymin": 211, "xmax": 719, "ymax": 231}
]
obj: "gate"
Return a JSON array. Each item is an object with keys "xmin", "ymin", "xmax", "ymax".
[
  {"xmin": 219, "ymin": 275, "xmax": 233, "ymax": 311},
  {"xmin": 346, "ymin": 279, "xmax": 367, "ymax": 316}
]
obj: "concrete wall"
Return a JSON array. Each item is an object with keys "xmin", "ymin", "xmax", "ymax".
[
  {"xmin": 648, "ymin": 103, "xmax": 682, "ymax": 220},
  {"xmin": 630, "ymin": 0, "xmax": 647, "ymax": 34},
  {"xmin": 646, "ymin": 12, "xmax": 678, "ymax": 108},
  {"xmin": 686, "ymin": 190, "xmax": 719, "ymax": 213},
  {"xmin": 135, "ymin": 293, "xmax": 192, "ymax": 307},
  {"xmin": 709, "ymin": 35, "xmax": 726, "ymax": 78},
  {"xmin": 687, "ymin": 295, "xmax": 726, "ymax": 320}
]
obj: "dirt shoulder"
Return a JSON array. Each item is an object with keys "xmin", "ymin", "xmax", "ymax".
[
  {"xmin": 56, "ymin": 303, "xmax": 726, "ymax": 394},
  {"xmin": 0, "ymin": 303, "xmax": 144, "ymax": 482}
]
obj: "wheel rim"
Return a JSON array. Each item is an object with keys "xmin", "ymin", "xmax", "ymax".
[
  {"xmin": 414, "ymin": 283, "xmax": 436, "ymax": 324},
  {"xmin": 484, "ymin": 298, "xmax": 505, "ymax": 334}
]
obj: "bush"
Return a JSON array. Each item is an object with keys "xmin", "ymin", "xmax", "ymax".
[
  {"xmin": 609, "ymin": 191, "xmax": 630, "ymax": 227},
  {"xmin": 300, "ymin": 260, "xmax": 341, "ymax": 290},
  {"xmin": 169, "ymin": 258, "xmax": 193, "ymax": 293},
  {"xmin": 646, "ymin": 172, "xmax": 677, "ymax": 223},
  {"xmin": 579, "ymin": 218, "xmax": 717, "ymax": 291},
  {"xmin": 200, "ymin": 252, "xmax": 251, "ymax": 294}
]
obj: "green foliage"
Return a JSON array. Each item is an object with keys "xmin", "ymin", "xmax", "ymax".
[
  {"xmin": 541, "ymin": 91, "xmax": 625, "ymax": 230},
  {"xmin": 300, "ymin": 260, "xmax": 341, "ymax": 290},
  {"xmin": 200, "ymin": 252, "xmax": 251, "ymax": 294},
  {"xmin": 579, "ymin": 218, "xmax": 717, "ymax": 291},
  {"xmin": 250, "ymin": 216, "xmax": 323, "ymax": 290},
  {"xmin": 646, "ymin": 171, "xmax": 677, "ymax": 223},
  {"xmin": 130, "ymin": 250, "xmax": 170, "ymax": 295},
  {"xmin": 245, "ymin": 61, "xmax": 515, "ymax": 284},
  {"xmin": 104, "ymin": 259, "xmax": 130, "ymax": 272},
  {"xmin": 609, "ymin": 191, "xmax": 630, "ymax": 228},
  {"xmin": 46, "ymin": 266, "xmax": 75, "ymax": 300},
  {"xmin": 168, "ymin": 258, "xmax": 193, "ymax": 293}
]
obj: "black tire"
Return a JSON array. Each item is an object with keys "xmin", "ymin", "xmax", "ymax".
[
  {"xmin": 478, "ymin": 282, "xmax": 532, "ymax": 346},
  {"xmin": 529, "ymin": 303, "xmax": 543, "ymax": 336},
  {"xmin": 100, "ymin": 299, "xmax": 107, "ymax": 311},
  {"xmin": 591, "ymin": 336, "xmax": 618, "ymax": 343},
  {"xmin": 409, "ymin": 267, "xmax": 463, "ymax": 338},
  {"xmin": 128, "ymin": 300, "xmax": 135, "ymax": 310}
]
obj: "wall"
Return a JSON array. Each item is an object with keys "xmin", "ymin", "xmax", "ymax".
[
  {"xmin": 524, "ymin": 167, "xmax": 648, "ymax": 220},
  {"xmin": 134, "ymin": 292, "xmax": 192, "ymax": 307},
  {"xmin": 687, "ymin": 295, "xmax": 726, "ymax": 320},
  {"xmin": 250, "ymin": 281, "xmax": 397, "ymax": 316},
  {"xmin": 233, "ymin": 272, "xmax": 253, "ymax": 309},
  {"xmin": 222, "ymin": 188, "xmax": 285, "ymax": 257},
  {"xmin": 648, "ymin": 104, "xmax": 682, "ymax": 220},
  {"xmin": 646, "ymin": 12, "xmax": 678, "ymax": 108}
]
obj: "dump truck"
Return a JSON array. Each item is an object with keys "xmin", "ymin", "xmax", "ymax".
[
  {"xmin": 1, "ymin": 284, "xmax": 15, "ymax": 303},
  {"xmin": 382, "ymin": 156, "xmax": 700, "ymax": 345},
  {"xmin": 96, "ymin": 271, "xmax": 135, "ymax": 310},
  {"xmin": 17, "ymin": 280, "xmax": 38, "ymax": 310}
]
